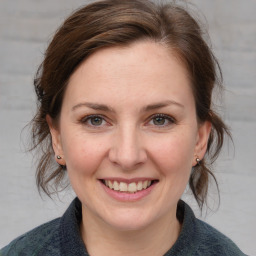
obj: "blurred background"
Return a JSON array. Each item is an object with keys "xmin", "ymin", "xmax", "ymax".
[{"xmin": 0, "ymin": 0, "xmax": 255, "ymax": 255}]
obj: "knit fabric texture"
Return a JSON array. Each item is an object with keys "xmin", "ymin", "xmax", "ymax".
[{"xmin": 0, "ymin": 198, "xmax": 246, "ymax": 256}]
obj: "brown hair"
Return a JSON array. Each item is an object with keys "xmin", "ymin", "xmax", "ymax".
[{"xmin": 31, "ymin": 0, "xmax": 230, "ymax": 209}]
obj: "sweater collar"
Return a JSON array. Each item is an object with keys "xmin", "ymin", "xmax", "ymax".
[
  {"xmin": 164, "ymin": 200, "xmax": 199, "ymax": 255},
  {"xmin": 59, "ymin": 197, "xmax": 89, "ymax": 256}
]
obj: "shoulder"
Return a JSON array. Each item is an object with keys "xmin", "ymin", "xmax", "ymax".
[
  {"xmin": 173, "ymin": 201, "xmax": 247, "ymax": 256},
  {"xmin": 0, "ymin": 218, "xmax": 61, "ymax": 256},
  {"xmin": 194, "ymin": 218, "xmax": 246, "ymax": 256},
  {"xmin": 0, "ymin": 198, "xmax": 87, "ymax": 256}
]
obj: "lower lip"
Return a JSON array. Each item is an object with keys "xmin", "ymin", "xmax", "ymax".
[{"xmin": 100, "ymin": 181, "xmax": 157, "ymax": 202}]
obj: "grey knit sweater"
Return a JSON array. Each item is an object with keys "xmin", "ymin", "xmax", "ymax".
[{"xmin": 0, "ymin": 198, "xmax": 246, "ymax": 256}]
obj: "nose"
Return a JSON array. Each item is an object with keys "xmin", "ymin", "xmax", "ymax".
[{"xmin": 108, "ymin": 126, "xmax": 147, "ymax": 171}]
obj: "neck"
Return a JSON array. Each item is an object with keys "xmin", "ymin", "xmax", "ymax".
[{"xmin": 80, "ymin": 207, "xmax": 181, "ymax": 256}]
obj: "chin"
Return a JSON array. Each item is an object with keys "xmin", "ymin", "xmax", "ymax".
[
  {"xmin": 101, "ymin": 208, "xmax": 156, "ymax": 232},
  {"xmin": 108, "ymin": 219, "xmax": 150, "ymax": 232}
]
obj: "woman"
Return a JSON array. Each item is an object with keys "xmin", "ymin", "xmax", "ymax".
[{"xmin": 1, "ymin": 0, "xmax": 246, "ymax": 255}]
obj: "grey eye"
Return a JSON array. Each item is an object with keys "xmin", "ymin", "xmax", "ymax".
[
  {"xmin": 148, "ymin": 114, "xmax": 175, "ymax": 127},
  {"xmin": 90, "ymin": 116, "xmax": 103, "ymax": 126},
  {"xmin": 153, "ymin": 116, "xmax": 167, "ymax": 125}
]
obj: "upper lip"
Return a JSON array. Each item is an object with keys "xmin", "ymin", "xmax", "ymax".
[{"xmin": 99, "ymin": 177, "xmax": 158, "ymax": 183}]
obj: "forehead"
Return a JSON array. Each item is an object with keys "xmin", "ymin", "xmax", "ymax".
[
  {"xmin": 64, "ymin": 41, "xmax": 193, "ymax": 108},
  {"xmin": 76, "ymin": 41, "xmax": 188, "ymax": 78}
]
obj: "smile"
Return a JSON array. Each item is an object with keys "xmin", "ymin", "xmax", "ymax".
[{"xmin": 101, "ymin": 179, "xmax": 158, "ymax": 193}]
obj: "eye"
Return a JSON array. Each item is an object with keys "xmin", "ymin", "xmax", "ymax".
[
  {"xmin": 148, "ymin": 114, "xmax": 175, "ymax": 127},
  {"xmin": 152, "ymin": 116, "xmax": 166, "ymax": 125},
  {"xmin": 81, "ymin": 115, "xmax": 107, "ymax": 127}
]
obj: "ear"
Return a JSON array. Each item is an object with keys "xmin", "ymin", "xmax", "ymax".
[
  {"xmin": 46, "ymin": 115, "xmax": 66, "ymax": 166},
  {"xmin": 193, "ymin": 121, "xmax": 212, "ymax": 166}
]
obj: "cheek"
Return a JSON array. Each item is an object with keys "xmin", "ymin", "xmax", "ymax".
[
  {"xmin": 62, "ymin": 132, "xmax": 108, "ymax": 174},
  {"xmin": 148, "ymin": 131, "xmax": 196, "ymax": 175}
]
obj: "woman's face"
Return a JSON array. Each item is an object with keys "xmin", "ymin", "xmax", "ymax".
[{"xmin": 49, "ymin": 41, "xmax": 210, "ymax": 231}]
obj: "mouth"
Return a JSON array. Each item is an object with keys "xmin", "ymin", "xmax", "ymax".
[{"xmin": 100, "ymin": 179, "xmax": 159, "ymax": 193}]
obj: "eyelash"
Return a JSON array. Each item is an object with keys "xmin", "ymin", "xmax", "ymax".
[
  {"xmin": 80, "ymin": 113, "xmax": 176, "ymax": 128},
  {"xmin": 147, "ymin": 113, "xmax": 176, "ymax": 127},
  {"xmin": 80, "ymin": 114, "xmax": 108, "ymax": 128}
]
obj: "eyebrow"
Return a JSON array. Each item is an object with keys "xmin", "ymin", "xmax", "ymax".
[
  {"xmin": 72, "ymin": 100, "xmax": 184, "ymax": 112},
  {"xmin": 142, "ymin": 100, "xmax": 184, "ymax": 112},
  {"xmin": 72, "ymin": 102, "xmax": 114, "ymax": 112}
]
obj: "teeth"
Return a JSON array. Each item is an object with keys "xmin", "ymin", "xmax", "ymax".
[
  {"xmin": 142, "ymin": 181, "xmax": 148, "ymax": 189},
  {"xmin": 113, "ymin": 181, "xmax": 119, "ymax": 191},
  {"xmin": 104, "ymin": 180, "xmax": 154, "ymax": 193},
  {"xmin": 108, "ymin": 180, "xmax": 113, "ymax": 189},
  {"xmin": 128, "ymin": 182, "xmax": 137, "ymax": 193},
  {"xmin": 119, "ymin": 182, "xmax": 128, "ymax": 192},
  {"xmin": 137, "ymin": 181, "xmax": 143, "ymax": 191}
]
